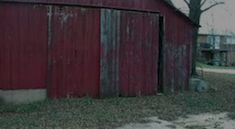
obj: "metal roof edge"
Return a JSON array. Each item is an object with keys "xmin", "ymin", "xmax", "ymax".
[
  {"xmin": 0, "ymin": 0, "xmax": 160, "ymax": 14},
  {"xmin": 0, "ymin": 0, "xmax": 197, "ymax": 26},
  {"xmin": 162, "ymin": 0, "xmax": 200, "ymax": 27}
]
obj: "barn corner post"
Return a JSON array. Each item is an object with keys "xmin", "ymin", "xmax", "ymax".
[{"xmin": 99, "ymin": 9, "xmax": 121, "ymax": 98}]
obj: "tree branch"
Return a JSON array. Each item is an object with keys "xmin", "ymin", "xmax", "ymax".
[
  {"xmin": 200, "ymin": 0, "xmax": 207, "ymax": 7},
  {"xmin": 201, "ymin": 2, "xmax": 224, "ymax": 13},
  {"xmin": 183, "ymin": 0, "xmax": 190, "ymax": 9}
]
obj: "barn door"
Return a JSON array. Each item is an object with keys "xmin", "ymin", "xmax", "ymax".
[
  {"xmin": 100, "ymin": 9, "xmax": 160, "ymax": 97},
  {"xmin": 119, "ymin": 11, "xmax": 159, "ymax": 96},
  {"xmin": 48, "ymin": 6, "xmax": 100, "ymax": 98}
]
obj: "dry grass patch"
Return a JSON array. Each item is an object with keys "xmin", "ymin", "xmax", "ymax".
[{"xmin": 0, "ymin": 72, "xmax": 235, "ymax": 129}]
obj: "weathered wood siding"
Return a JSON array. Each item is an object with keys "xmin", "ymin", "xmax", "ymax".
[
  {"xmin": 100, "ymin": 10, "xmax": 159, "ymax": 98},
  {"xmin": 100, "ymin": 9, "xmax": 120, "ymax": 98}
]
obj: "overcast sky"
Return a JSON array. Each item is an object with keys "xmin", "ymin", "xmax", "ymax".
[{"xmin": 171, "ymin": 0, "xmax": 235, "ymax": 35}]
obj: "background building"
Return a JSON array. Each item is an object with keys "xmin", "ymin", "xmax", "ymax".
[{"xmin": 198, "ymin": 33, "xmax": 235, "ymax": 66}]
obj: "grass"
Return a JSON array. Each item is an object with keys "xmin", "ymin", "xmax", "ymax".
[
  {"xmin": 197, "ymin": 62, "xmax": 235, "ymax": 69},
  {"xmin": 1, "ymin": 72, "xmax": 235, "ymax": 129}
]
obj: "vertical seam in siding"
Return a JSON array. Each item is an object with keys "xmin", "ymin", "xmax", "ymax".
[
  {"xmin": 46, "ymin": 5, "xmax": 52, "ymax": 97},
  {"xmin": 116, "ymin": 11, "xmax": 120, "ymax": 96}
]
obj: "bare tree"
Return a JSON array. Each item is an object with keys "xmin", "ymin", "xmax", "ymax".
[{"xmin": 182, "ymin": 0, "xmax": 224, "ymax": 75}]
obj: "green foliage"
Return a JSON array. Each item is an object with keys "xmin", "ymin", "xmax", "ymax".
[{"xmin": 0, "ymin": 101, "xmax": 44, "ymax": 113}]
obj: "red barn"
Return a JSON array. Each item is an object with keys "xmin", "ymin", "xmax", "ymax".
[{"xmin": 0, "ymin": 0, "xmax": 194, "ymax": 104}]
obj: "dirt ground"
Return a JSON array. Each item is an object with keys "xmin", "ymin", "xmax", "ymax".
[
  {"xmin": 118, "ymin": 113, "xmax": 235, "ymax": 129},
  {"xmin": 118, "ymin": 68, "xmax": 235, "ymax": 129}
]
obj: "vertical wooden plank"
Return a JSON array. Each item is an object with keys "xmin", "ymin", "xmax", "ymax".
[{"xmin": 100, "ymin": 9, "xmax": 120, "ymax": 98}]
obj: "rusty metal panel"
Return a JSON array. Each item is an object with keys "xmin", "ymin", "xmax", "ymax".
[
  {"xmin": 0, "ymin": 3, "xmax": 48, "ymax": 90},
  {"xmin": 100, "ymin": 9, "xmax": 120, "ymax": 98},
  {"xmin": 119, "ymin": 11, "xmax": 159, "ymax": 96},
  {"xmin": 100, "ymin": 10, "xmax": 159, "ymax": 97},
  {"xmin": 163, "ymin": 12, "xmax": 192, "ymax": 92},
  {"xmin": 48, "ymin": 6, "xmax": 100, "ymax": 98}
]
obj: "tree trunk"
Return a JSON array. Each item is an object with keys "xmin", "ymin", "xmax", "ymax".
[
  {"xmin": 191, "ymin": 27, "xmax": 199, "ymax": 76},
  {"xmin": 182, "ymin": 0, "xmax": 224, "ymax": 75},
  {"xmin": 189, "ymin": 0, "xmax": 202, "ymax": 76}
]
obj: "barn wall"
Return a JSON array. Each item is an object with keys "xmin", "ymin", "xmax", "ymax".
[
  {"xmin": 100, "ymin": 9, "xmax": 160, "ymax": 98},
  {"xmin": 0, "ymin": 0, "xmax": 193, "ymax": 93},
  {"xmin": 118, "ymin": 11, "xmax": 159, "ymax": 96},
  {"xmin": 47, "ymin": 6, "xmax": 101, "ymax": 98},
  {"xmin": 0, "ymin": 3, "xmax": 48, "ymax": 90},
  {"xmin": 154, "ymin": 2, "xmax": 192, "ymax": 91}
]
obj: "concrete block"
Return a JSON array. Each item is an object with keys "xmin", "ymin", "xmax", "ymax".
[
  {"xmin": 0, "ymin": 89, "xmax": 47, "ymax": 105},
  {"xmin": 190, "ymin": 78, "xmax": 210, "ymax": 92}
]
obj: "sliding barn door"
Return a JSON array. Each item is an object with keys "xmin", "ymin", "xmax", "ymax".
[{"xmin": 100, "ymin": 9, "xmax": 160, "ymax": 97}]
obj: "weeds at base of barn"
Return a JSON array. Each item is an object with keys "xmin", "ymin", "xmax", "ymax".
[{"xmin": 0, "ymin": 72, "xmax": 235, "ymax": 129}]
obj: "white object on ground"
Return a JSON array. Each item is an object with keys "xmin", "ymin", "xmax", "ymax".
[{"xmin": 117, "ymin": 113, "xmax": 235, "ymax": 129}]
